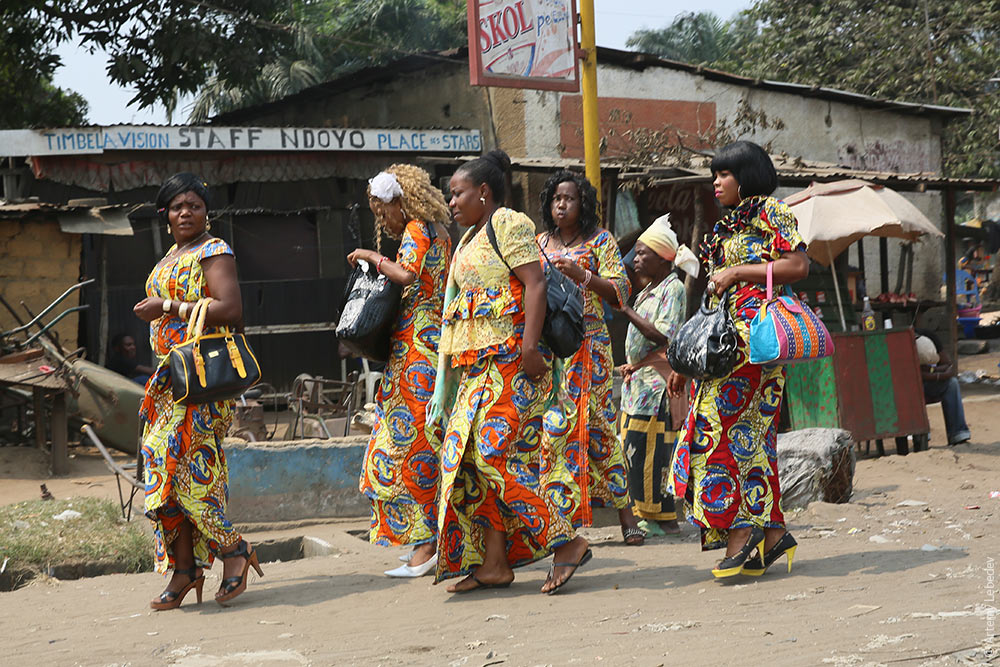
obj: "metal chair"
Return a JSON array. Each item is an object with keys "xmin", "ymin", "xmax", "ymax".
[
  {"xmin": 81, "ymin": 424, "xmax": 143, "ymax": 520},
  {"xmin": 287, "ymin": 372, "xmax": 361, "ymax": 439}
]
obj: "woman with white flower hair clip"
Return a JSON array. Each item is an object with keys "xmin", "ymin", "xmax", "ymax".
[{"xmin": 349, "ymin": 163, "xmax": 452, "ymax": 577}]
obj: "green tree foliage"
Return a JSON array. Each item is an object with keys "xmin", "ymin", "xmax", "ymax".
[
  {"xmin": 0, "ymin": 12, "xmax": 87, "ymax": 127},
  {"xmin": 625, "ymin": 11, "xmax": 736, "ymax": 64},
  {"xmin": 2, "ymin": 0, "xmax": 295, "ymax": 119},
  {"xmin": 733, "ymin": 0, "xmax": 1000, "ymax": 178},
  {"xmin": 188, "ymin": 0, "xmax": 467, "ymax": 121}
]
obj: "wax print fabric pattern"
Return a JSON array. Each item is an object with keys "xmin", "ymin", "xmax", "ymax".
[
  {"xmin": 139, "ymin": 238, "xmax": 240, "ymax": 574},
  {"xmin": 621, "ymin": 271, "xmax": 686, "ymax": 520},
  {"xmin": 360, "ymin": 219, "xmax": 451, "ymax": 547},
  {"xmin": 435, "ymin": 208, "xmax": 575, "ymax": 581},
  {"xmin": 538, "ymin": 229, "xmax": 632, "ymax": 527},
  {"xmin": 667, "ymin": 196, "xmax": 806, "ymax": 550}
]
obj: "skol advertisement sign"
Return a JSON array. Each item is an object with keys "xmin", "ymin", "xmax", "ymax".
[{"xmin": 468, "ymin": 0, "xmax": 580, "ymax": 92}]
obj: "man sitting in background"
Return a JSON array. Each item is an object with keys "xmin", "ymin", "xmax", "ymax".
[
  {"xmin": 106, "ymin": 333, "xmax": 155, "ymax": 385},
  {"xmin": 915, "ymin": 330, "xmax": 971, "ymax": 446}
]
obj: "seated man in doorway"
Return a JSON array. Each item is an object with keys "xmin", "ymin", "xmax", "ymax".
[
  {"xmin": 915, "ymin": 329, "xmax": 971, "ymax": 446},
  {"xmin": 106, "ymin": 333, "xmax": 155, "ymax": 385}
]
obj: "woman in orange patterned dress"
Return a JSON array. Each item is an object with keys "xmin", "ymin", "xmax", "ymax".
[
  {"xmin": 353, "ymin": 164, "xmax": 452, "ymax": 578},
  {"xmin": 535, "ymin": 171, "xmax": 643, "ymax": 545},
  {"xmin": 134, "ymin": 172, "xmax": 261, "ymax": 610},
  {"xmin": 431, "ymin": 150, "xmax": 592, "ymax": 594}
]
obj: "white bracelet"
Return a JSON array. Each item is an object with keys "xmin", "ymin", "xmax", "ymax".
[{"xmin": 162, "ymin": 298, "xmax": 173, "ymax": 313}]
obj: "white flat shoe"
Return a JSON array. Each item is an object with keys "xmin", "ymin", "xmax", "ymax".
[{"xmin": 384, "ymin": 554, "xmax": 436, "ymax": 578}]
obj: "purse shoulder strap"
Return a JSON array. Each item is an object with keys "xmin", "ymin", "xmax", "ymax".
[
  {"xmin": 766, "ymin": 261, "xmax": 774, "ymax": 301},
  {"xmin": 485, "ymin": 217, "xmax": 512, "ymax": 273},
  {"xmin": 182, "ymin": 297, "xmax": 214, "ymax": 343}
]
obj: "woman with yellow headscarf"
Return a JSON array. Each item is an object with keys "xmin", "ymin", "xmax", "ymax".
[{"xmin": 617, "ymin": 214, "xmax": 697, "ymax": 536}]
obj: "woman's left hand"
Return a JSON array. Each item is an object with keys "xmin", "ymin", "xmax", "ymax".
[
  {"xmin": 133, "ymin": 297, "xmax": 165, "ymax": 322},
  {"xmin": 707, "ymin": 266, "xmax": 742, "ymax": 295},
  {"xmin": 347, "ymin": 248, "xmax": 380, "ymax": 268},
  {"xmin": 521, "ymin": 345, "xmax": 548, "ymax": 381},
  {"xmin": 552, "ymin": 255, "xmax": 586, "ymax": 283}
]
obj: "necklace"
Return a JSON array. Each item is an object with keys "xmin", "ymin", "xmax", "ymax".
[
  {"xmin": 174, "ymin": 231, "xmax": 210, "ymax": 253},
  {"xmin": 556, "ymin": 229, "xmax": 581, "ymax": 248}
]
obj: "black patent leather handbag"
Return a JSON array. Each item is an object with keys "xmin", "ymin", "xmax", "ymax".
[
  {"xmin": 667, "ymin": 289, "xmax": 739, "ymax": 379},
  {"xmin": 170, "ymin": 298, "xmax": 262, "ymax": 404},
  {"xmin": 486, "ymin": 221, "xmax": 584, "ymax": 359},
  {"xmin": 336, "ymin": 220, "xmax": 437, "ymax": 362}
]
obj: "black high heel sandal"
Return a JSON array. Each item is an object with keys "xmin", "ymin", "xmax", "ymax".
[
  {"xmin": 215, "ymin": 540, "xmax": 264, "ymax": 605},
  {"xmin": 711, "ymin": 526, "xmax": 765, "ymax": 579},
  {"xmin": 741, "ymin": 532, "xmax": 798, "ymax": 577},
  {"xmin": 150, "ymin": 567, "xmax": 204, "ymax": 611}
]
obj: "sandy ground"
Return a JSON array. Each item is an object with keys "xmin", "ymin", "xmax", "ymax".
[{"xmin": 2, "ymin": 367, "xmax": 999, "ymax": 665}]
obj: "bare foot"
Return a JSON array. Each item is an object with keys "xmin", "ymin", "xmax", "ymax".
[
  {"xmin": 540, "ymin": 536, "xmax": 590, "ymax": 594},
  {"xmin": 660, "ymin": 519, "xmax": 681, "ymax": 535},
  {"xmin": 446, "ymin": 565, "xmax": 514, "ymax": 592}
]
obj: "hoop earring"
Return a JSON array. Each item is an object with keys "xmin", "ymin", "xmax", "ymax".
[
  {"xmin": 737, "ymin": 185, "xmax": 743, "ymax": 200},
  {"xmin": 206, "ymin": 220, "xmax": 212, "ymax": 231}
]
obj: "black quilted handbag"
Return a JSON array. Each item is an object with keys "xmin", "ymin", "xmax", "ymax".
[
  {"xmin": 667, "ymin": 289, "xmax": 739, "ymax": 379},
  {"xmin": 170, "ymin": 298, "xmax": 262, "ymax": 404},
  {"xmin": 336, "ymin": 261, "xmax": 403, "ymax": 363},
  {"xmin": 336, "ymin": 222, "xmax": 438, "ymax": 362},
  {"xmin": 486, "ymin": 221, "xmax": 584, "ymax": 359}
]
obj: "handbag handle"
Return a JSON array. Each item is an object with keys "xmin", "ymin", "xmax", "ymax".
[
  {"xmin": 766, "ymin": 261, "xmax": 774, "ymax": 301},
  {"xmin": 183, "ymin": 297, "xmax": 214, "ymax": 343}
]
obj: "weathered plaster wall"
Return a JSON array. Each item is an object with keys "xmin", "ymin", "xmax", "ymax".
[
  {"xmin": 523, "ymin": 64, "xmax": 948, "ymax": 298},
  {"xmin": 0, "ymin": 218, "xmax": 80, "ymax": 348}
]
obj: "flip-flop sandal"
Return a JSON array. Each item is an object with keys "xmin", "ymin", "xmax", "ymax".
[
  {"xmin": 622, "ymin": 526, "xmax": 646, "ymax": 546},
  {"xmin": 544, "ymin": 548, "xmax": 594, "ymax": 595},
  {"xmin": 452, "ymin": 573, "xmax": 513, "ymax": 593}
]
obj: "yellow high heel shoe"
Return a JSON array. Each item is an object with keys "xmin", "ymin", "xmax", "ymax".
[
  {"xmin": 711, "ymin": 527, "xmax": 765, "ymax": 579},
  {"xmin": 741, "ymin": 533, "xmax": 798, "ymax": 576}
]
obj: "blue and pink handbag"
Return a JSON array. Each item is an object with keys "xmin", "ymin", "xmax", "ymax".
[{"xmin": 749, "ymin": 262, "xmax": 834, "ymax": 364}]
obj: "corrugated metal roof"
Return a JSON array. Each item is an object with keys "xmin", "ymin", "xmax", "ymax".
[{"xmin": 212, "ymin": 46, "xmax": 971, "ymax": 124}]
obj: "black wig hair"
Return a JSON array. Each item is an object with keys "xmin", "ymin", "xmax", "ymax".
[
  {"xmin": 455, "ymin": 149, "xmax": 511, "ymax": 205},
  {"xmin": 710, "ymin": 141, "xmax": 778, "ymax": 198},
  {"xmin": 155, "ymin": 172, "xmax": 211, "ymax": 222},
  {"xmin": 539, "ymin": 170, "xmax": 601, "ymax": 238}
]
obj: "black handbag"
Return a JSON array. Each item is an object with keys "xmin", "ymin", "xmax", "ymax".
[
  {"xmin": 336, "ymin": 221, "xmax": 437, "ymax": 362},
  {"xmin": 667, "ymin": 289, "xmax": 739, "ymax": 379},
  {"xmin": 486, "ymin": 221, "xmax": 584, "ymax": 359},
  {"xmin": 169, "ymin": 298, "xmax": 262, "ymax": 404}
]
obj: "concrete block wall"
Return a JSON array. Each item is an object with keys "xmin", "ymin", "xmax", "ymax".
[{"xmin": 0, "ymin": 218, "xmax": 81, "ymax": 348}]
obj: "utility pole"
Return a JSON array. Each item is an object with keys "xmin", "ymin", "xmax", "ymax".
[{"xmin": 579, "ymin": 0, "xmax": 601, "ymax": 203}]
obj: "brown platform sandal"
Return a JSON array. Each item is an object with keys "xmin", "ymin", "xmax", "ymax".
[
  {"xmin": 215, "ymin": 540, "xmax": 263, "ymax": 605},
  {"xmin": 150, "ymin": 568, "xmax": 204, "ymax": 611}
]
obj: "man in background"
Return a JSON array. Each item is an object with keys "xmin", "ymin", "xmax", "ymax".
[
  {"xmin": 106, "ymin": 333, "xmax": 155, "ymax": 385},
  {"xmin": 915, "ymin": 330, "xmax": 971, "ymax": 446}
]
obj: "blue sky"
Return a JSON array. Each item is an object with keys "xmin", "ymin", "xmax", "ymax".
[{"xmin": 51, "ymin": 1, "xmax": 752, "ymax": 126}]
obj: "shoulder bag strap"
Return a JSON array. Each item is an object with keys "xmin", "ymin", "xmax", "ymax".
[{"xmin": 485, "ymin": 217, "xmax": 512, "ymax": 273}]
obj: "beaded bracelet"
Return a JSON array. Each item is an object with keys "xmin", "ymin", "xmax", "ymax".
[{"xmin": 376, "ymin": 256, "xmax": 387, "ymax": 274}]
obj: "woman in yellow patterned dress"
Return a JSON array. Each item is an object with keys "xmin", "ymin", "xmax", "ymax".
[
  {"xmin": 352, "ymin": 165, "xmax": 452, "ymax": 578},
  {"xmin": 535, "ymin": 171, "xmax": 643, "ymax": 545},
  {"xmin": 666, "ymin": 141, "xmax": 809, "ymax": 579},
  {"xmin": 134, "ymin": 172, "xmax": 261, "ymax": 609},
  {"xmin": 431, "ymin": 150, "xmax": 592, "ymax": 594}
]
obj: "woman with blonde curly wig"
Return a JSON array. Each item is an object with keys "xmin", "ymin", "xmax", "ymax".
[{"xmin": 350, "ymin": 163, "xmax": 452, "ymax": 577}]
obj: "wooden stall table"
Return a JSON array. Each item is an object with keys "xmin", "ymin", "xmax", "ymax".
[
  {"xmin": 784, "ymin": 327, "xmax": 930, "ymax": 456},
  {"xmin": 0, "ymin": 352, "xmax": 71, "ymax": 474}
]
